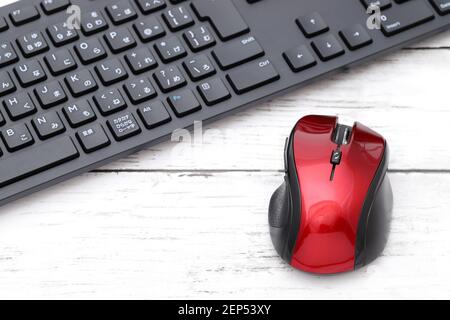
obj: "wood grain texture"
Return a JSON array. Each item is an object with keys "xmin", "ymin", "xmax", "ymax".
[
  {"xmin": 0, "ymin": 172, "xmax": 449, "ymax": 299},
  {"xmin": 0, "ymin": 0, "xmax": 449, "ymax": 298}
]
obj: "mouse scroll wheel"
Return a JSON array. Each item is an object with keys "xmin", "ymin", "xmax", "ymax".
[{"xmin": 333, "ymin": 124, "xmax": 352, "ymax": 145}]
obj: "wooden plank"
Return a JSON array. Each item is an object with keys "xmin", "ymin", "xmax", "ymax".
[
  {"xmin": 100, "ymin": 41, "xmax": 450, "ymax": 171},
  {"xmin": 0, "ymin": 171, "xmax": 448, "ymax": 299}
]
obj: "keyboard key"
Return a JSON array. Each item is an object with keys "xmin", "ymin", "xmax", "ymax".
[
  {"xmin": 10, "ymin": 6, "xmax": 40, "ymax": 26},
  {"xmin": 212, "ymin": 36, "xmax": 264, "ymax": 70},
  {"xmin": 138, "ymin": 100, "xmax": 171, "ymax": 129},
  {"xmin": 0, "ymin": 111, "xmax": 5, "ymax": 126},
  {"xmin": 430, "ymin": 0, "xmax": 450, "ymax": 15},
  {"xmin": 311, "ymin": 34, "xmax": 345, "ymax": 61},
  {"xmin": 340, "ymin": 24, "xmax": 373, "ymax": 50},
  {"xmin": 360, "ymin": 0, "xmax": 392, "ymax": 10},
  {"xmin": 47, "ymin": 22, "xmax": 79, "ymax": 47},
  {"xmin": 14, "ymin": 61, "xmax": 47, "ymax": 87},
  {"xmin": 0, "ymin": 71, "xmax": 16, "ymax": 97},
  {"xmin": 162, "ymin": 5, "xmax": 194, "ymax": 31},
  {"xmin": 1, "ymin": 123, "xmax": 34, "ymax": 152},
  {"xmin": 154, "ymin": 36, "xmax": 187, "ymax": 63},
  {"xmin": 104, "ymin": 28, "xmax": 137, "ymax": 53},
  {"xmin": 296, "ymin": 12, "xmax": 329, "ymax": 38},
  {"xmin": 184, "ymin": 25, "xmax": 216, "ymax": 52},
  {"xmin": 168, "ymin": 89, "xmax": 202, "ymax": 117},
  {"xmin": 106, "ymin": 0, "xmax": 138, "ymax": 25},
  {"xmin": 95, "ymin": 59, "xmax": 129, "ymax": 86},
  {"xmin": 227, "ymin": 59, "xmax": 280, "ymax": 94},
  {"xmin": 197, "ymin": 78, "xmax": 231, "ymax": 106},
  {"xmin": 124, "ymin": 77, "xmax": 157, "ymax": 104},
  {"xmin": 75, "ymin": 39, "xmax": 108, "ymax": 65},
  {"xmin": 283, "ymin": 45, "xmax": 317, "ymax": 72},
  {"xmin": 0, "ymin": 136, "xmax": 79, "ymax": 188},
  {"xmin": 65, "ymin": 70, "xmax": 98, "ymax": 97},
  {"xmin": 135, "ymin": 0, "xmax": 167, "ymax": 14},
  {"xmin": 41, "ymin": 0, "xmax": 71, "ymax": 15},
  {"xmin": 380, "ymin": 1, "xmax": 435, "ymax": 36},
  {"xmin": 107, "ymin": 112, "xmax": 142, "ymax": 141},
  {"xmin": 3, "ymin": 92, "xmax": 36, "ymax": 120},
  {"xmin": 16, "ymin": 31, "xmax": 49, "ymax": 58},
  {"xmin": 0, "ymin": 42, "xmax": 18, "ymax": 68},
  {"xmin": 94, "ymin": 89, "xmax": 127, "ymax": 115},
  {"xmin": 34, "ymin": 81, "xmax": 68, "ymax": 109},
  {"xmin": 44, "ymin": 49, "xmax": 77, "ymax": 76},
  {"xmin": 63, "ymin": 100, "xmax": 97, "ymax": 128},
  {"xmin": 183, "ymin": 54, "xmax": 216, "ymax": 81},
  {"xmin": 125, "ymin": 48, "xmax": 158, "ymax": 74},
  {"xmin": 0, "ymin": 17, "xmax": 8, "ymax": 32},
  {"xmin": 81, "ymin": 11, "xmax": 109, "ymax": 36},
  {"xmin": 133, "ymin": 16, "xmax": 166, "ymax": 42},
  {"xmin": 76, "ymin": 124, "xmax": 110, "ymax": 153},
  {"xmin": 32, "ymin": 111, "xmax": 66, "ymax": 140},
  {"xmin": 192, "ymin": 0, "xmax": 249, "ymax": 41},
  {"xmin": 154, "ymin": 65, "xmax": 187, "ymax": 93}
]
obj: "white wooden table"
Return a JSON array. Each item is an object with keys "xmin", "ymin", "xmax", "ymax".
[{"xmin": 1, "ymin": 1, "xmax": 450, "ymax": 300}]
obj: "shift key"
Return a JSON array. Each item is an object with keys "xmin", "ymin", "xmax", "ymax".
[
  {"xmin": 227, "ymin": 59, "xmax": 280, "ymax": 94},
  {"xmin": 212, "ymin": 36, "xmax": 264, "ymax": 70}
]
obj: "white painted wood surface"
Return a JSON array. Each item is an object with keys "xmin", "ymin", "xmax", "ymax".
[{"xmin": 1, "ymin": 0, "xmax": 450, "ymax": 299}]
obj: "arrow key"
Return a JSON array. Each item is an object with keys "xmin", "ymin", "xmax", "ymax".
[
  {"xmin": 339, "ymin": 24, "xmax": 373, "ymax": 50},
  {"xmin": 296, "ymin": 12, "xmax": 329, "ymax": 38},
  {"xmin": 311, "ymin": 34, "xmax": 345, "ymax": 62},
  {"xmin": 283, "ymin": 45, "xmax": 317, "ymax": 72}
]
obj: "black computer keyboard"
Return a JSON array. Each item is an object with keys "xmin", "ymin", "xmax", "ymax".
[{"xmin": 0, "ymin": 0, "xmax": 448, "ymax": 207}]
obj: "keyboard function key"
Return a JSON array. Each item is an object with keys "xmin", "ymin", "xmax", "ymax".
[
  {"xmin": 137, "ymin": 100, "xmax": 171, "ymax": 129},
  {"xmin": 197, "ymin": 78, "xmax": 231, "ymax": 106},
  {"xmin": 76, "ymin": 124, "xmax": 110, "ymax": 153},
  {"xmin": 283, "ymin": 45, "xmax": 317, "ymax": 72},
  {"xmin": 1, "ymin": 123, "xmax": 34, "ymax": 152},
  {"xmin": 3, "ymin": 92, "xmax": 37, "ymax": 120},
  {"xmin": 63, "ymin": 100, "xmax": 97, "ymax": 128},
  {"xmin": 311, "ymin": 34, "xmax": 345, "ymax": 61},
  {"xmin": 168, "ymin": 89, "xmax": 202, "ymax": 117},
  {"xmin": 107, "ymin": 112, "xmax": 142, "ymax": 141},
  {"xmin": 339, "ymin": 24, "xmax": 373, "ymax": 50},
  {"xmin": 212, "ymin": 36, "xmax": 264, "ymax": 70},
  {"xmin": 32, "ymin": 111, "xmax": 66, "ymax": 140},
  {"xmin": 296, "ymin": 12, "xmax": 329, "ymax": 38},
  {"xmin": 10, "ymin": 6, "xmax": 40, "ymax": 26},
  {"xmin": 226, "ymin": 59, "xmax": 280, "ymax": 95}
]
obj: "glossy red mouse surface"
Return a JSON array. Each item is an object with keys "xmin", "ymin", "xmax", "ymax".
[
  {"xmin": 291, "ymin": 116, "xmax": 385, "ymax": 274},
  {"xmin": 268, "ymin": 115, "xmax": 392, "ymax": 274}
]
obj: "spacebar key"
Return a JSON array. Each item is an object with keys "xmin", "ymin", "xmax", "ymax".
[
  {"xmin": 0, "ymin": 137, "xmax": 79, "ymax": 188},
  {"xmin": 227, "ymin": 59, "xmax": 280, "ymax": 94}
]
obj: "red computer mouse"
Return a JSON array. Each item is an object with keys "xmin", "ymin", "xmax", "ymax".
[{"xmin": 269, "ymin": 115, "xmax": 393, "ymax": 274}]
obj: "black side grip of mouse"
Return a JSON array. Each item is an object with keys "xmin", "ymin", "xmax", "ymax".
[
  {"xmin": 269, "ymin": 131, "xmax": 302, "ymax": 263},
  {"xmin": 355, "ymin": 143, "xmax": 393, "ymax": 269}
]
